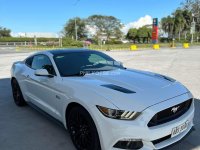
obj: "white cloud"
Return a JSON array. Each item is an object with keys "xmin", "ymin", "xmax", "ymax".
[
  {"xmin": 11, "ymin": 32, "xmax": 58, "ymax": 38},
  {"xmin": 122, "ymin": 15, "xmax": 153, "ymax": 34}
]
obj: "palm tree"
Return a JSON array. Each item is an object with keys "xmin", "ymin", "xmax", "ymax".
[
  {"xmin": 182, "ymin": 10, "xmax": 192, "ymax": 40},
  {"xmin": 173, "ymin": 9, "xmax": 186, "ymax": 41},
  {"xmin": 161, "ymin": 16, "xmax": 175, "ymax": 38},
  {"xmin": 161, "ymin": 9, "xmax": 193, "ymax": 41}
]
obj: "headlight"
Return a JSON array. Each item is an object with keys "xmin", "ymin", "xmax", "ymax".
[{"xmin": 97, "ymin": 105, "xmax": 141, "ymax": 120}]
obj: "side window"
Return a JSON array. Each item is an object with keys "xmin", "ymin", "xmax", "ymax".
[
  {"xmin": 32, "ymin": 55, "xmax": 56, "ymax": 75},
  {"xmin": 25, "ymin": 56, "xmax": 33, "ymax": 67},
  {"xmin": 88, "ymin": 54, "xmax": 105, "ymax": 63}
]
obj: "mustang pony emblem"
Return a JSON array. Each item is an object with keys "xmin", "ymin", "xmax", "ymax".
[{"xmin": 171, "ymin": 106, "xmax": 180, "ymax": 113}]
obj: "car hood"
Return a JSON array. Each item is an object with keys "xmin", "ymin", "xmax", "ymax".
[{"xmin": 62, "ymin": 69, "xmax": 189, "ymax": 112}]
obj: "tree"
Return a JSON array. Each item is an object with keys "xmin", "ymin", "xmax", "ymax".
[
  {"xmin": 161, "ymin": 9, "xmax": 192, "ymax": 41},
  {"xmin": 0, "ymin": 27, "xmax": 11, "ymax": 37},
  {"xmin": 137, "ymin": 26, "xmax": 152, "ymax": 43},
  {"xmin": 173, "ymin": 9, "xmax": 187, "ymax": 41},
  {"xmin": 175, "ymin": 10, "xmax": 192, "ymax": 40},
  {"xmin": 137, "ymin": 26, "xmax": 151, "ymax": 37},
  {"xmin": 126, "ymin": 28, "xmax": 138, "ymax": 41},
  {"xmin": 182, "ymin": 0, "xmax": 194, "ymax": 10},
  {"xmin": 126, "ymin": 26, "xmax": 151, "ymax": 43},
  {"xmin": 87, "ymin": 15, "xmax": 123, "ymax": 40},
  {"xmin": 160, "ymin": 0, "xmax": 200, "ymax": 42},
  {"xmin": 63, "ymin": 17, "xmax": 87, "ymax": 40},
  {"xmin": 182, "ymin": 10, "xmax": 192, "ymax": 30},
  {"xmin": 161, "ymin": 16, "xmax": 175, "ymax": 38},
  {"xmin": 182, "ymin": 0, "xmax": 200, "ymax": 32}
]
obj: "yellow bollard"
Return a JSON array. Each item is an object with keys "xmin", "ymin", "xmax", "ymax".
[
  {"xmin": 183, "ymin": 43, "xmax": 189, "ymax": 48},
  {"xmin": 153, "ymin": 44, "xmax": 160, "ymax": 50},
  {"xmin": 130, "ymin": 45, "xmax": 137, "ymax": 51}
]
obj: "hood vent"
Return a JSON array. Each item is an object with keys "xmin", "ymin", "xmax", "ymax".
[
  {"xmin": 154, "ymin": 74, "xmax": 176, "ymax": 82},
  {"xmin": 101, "ymin": 84, "xmax": 136, "ymax": 94}
]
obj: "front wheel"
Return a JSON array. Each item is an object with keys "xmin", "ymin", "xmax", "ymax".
[
  {"xmin": 67, "ymin": 106, "xmax": 101, "ymax": 150},
  {"xmin": 11, "ymin": 79, "xmax": 26, "ymax": 106}
]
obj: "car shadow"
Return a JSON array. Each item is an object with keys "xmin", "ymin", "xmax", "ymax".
[
  {"xmin": 0, "ymin": 78, "xmax": 76, "ymax": 150},
  {"xmin": 0, "ymin": 77, "xmax": 200, "ymax": 150}
]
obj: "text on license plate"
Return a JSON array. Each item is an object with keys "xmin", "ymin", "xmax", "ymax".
[{"xmin": 171, "ymin": 121, "xmax": 189, "ymax": 138}]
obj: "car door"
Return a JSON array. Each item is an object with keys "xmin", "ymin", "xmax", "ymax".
[
  {"xmin": 19, "ymin": 56, "xmax": 34, "ymax": 100},
  {"xmin": 25, "ymin": 54, "xmax": 62, "ymax": 120}
]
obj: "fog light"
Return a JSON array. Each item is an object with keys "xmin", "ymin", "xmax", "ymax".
[{"xmin": 113, "ymin": 140, "xmax": 143, "ymax": 149}]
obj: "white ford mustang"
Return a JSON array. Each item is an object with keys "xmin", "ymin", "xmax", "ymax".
[{"xmin": 11, "ymin": 49, "xmax": 194, "ymax": 150}]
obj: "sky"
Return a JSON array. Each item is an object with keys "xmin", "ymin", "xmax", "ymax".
[{"xmin": 0, "ymin": 0, "xmax": 184, "ymax": 36}]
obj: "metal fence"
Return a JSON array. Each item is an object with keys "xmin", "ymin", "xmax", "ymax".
[{"xmin": 0, "ymin": 41, "xmax": 61, "ymax": 47}]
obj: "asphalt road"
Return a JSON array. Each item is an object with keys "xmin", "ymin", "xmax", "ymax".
[
  {"xmin": 0, "ymin": 47, "xmax": 18, "ymax": 54},
  {"xmin": 0, "ymin": 47, "xmax": 200, "ymax": 150}
]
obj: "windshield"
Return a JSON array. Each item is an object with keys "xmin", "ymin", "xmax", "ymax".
[{"xmin": 53, "ymin": 51, "xmax": 124, "ymax": 77}]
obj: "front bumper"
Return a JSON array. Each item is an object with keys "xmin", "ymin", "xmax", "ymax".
[{"xmin": 92, "ymin": 93, "xmax": 195, "ymax": 150}]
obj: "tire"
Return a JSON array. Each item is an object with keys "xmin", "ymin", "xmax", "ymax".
[
  {"xmin": 11, "ymin": 79, "xmax": 26, "ymax": 106},
  {"xmin": 67, "ymin": 106, "xmax": 101, "ymax": 150}
]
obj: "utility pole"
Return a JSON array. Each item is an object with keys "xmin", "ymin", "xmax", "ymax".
[
  {"xmin": 59, "ymin": 37, "xmax": 63, "ymax": 47},
  {"xmin": 191, "ymin": 13, "xmax": 195, "ymax": 44},
  {"xmin": 75, "ymin": 18, "xmax": 78, "ymax": 41},
  {"xmin": 34, "ymin": 35, "xmax": 37, "ymax": 46}
]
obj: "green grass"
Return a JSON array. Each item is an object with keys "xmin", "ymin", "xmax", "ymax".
[
  {"xmin": 88, "ymin": 43, "xmax": 174, "ymax": 50},
  {"xmin": 14, "ymin": 42, "xmax": 200, "ymax": 51}
]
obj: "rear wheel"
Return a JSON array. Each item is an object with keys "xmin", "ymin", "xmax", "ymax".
[
  {"xmin": 67, "ymin": 106, "xmax": 101, "ymax": 150},
  {"xmin": 11, "ymin": 79, "xmax": 26, "ymax": 106}
]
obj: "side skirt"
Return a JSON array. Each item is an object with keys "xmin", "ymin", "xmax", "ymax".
[{"xmin": 27, "ymin": 102, "xmax": 65, "ymax": 129}]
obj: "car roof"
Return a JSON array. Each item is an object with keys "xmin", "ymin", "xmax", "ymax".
[
  {"xmin": 25, "ymin": 49, "xmax": 101, "ymax": 60},
  {"xmin": 47, "ymin": 49, "xmax": 94, "ymax": 55}
]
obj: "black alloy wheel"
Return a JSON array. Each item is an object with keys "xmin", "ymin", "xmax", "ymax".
[
  {"xmin": 11, "ymin": 79, "xmax": 26, "ymax": 106},
  {"xmin": 67, "ymin": 106, "xmax": 101, "ymax": 150}
]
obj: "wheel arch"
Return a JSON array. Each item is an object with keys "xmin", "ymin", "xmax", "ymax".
[
  {"xmin": 11, "ymin": 77, "xmax": 18, "ymax": 86},
  {"xmin": 65, "ymin": 102, "xmax": 88, "ymax": 128},
  {"xmin": 64, "ymin": 102, "xmax": 102, "ymax": 149},
  {"xmin": 11, "ymin": 77, "xmax": 16, "ymax": 83},
  {"xmin": 64, "ymin": 102, "xmax": 100, "ymax": 131}
]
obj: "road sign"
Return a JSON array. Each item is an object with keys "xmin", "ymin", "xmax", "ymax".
[{"xmin": 153, "ymin": 18, "xmax": 158, "ymax": 26}]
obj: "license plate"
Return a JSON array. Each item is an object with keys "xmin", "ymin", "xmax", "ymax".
[{"xmin": 171, "ymin": 121, "xmax": 189, "ymax": 138}]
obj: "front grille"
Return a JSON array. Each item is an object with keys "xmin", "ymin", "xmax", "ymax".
[
  {"xmin": 152, "ymin": 127, "xmax": 195, "ymax": 145},
  {"xmin": 148, "ymin": 99, "xmax": 193, "ymax": 127}
]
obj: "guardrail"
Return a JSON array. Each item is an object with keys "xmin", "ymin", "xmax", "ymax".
[{"xmin": 0, "ymin": 42, "xmax": 60, "ymax": 47}]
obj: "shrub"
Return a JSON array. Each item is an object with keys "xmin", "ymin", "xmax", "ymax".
[
  {"xmin": 62, "ymin": 38, "xmax": 83, "ymax": 47},
  {"xmin": 106, "ymin": 40, "xmax": 123, "ymax": 45},
  {"xmin": 159, "ymin": 37, "xmax": 170, "ymax": 43}
]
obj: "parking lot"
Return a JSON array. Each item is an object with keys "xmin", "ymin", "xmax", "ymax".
[{"xmin": 0, "ymin": 47, "xmax": 200, "ymax": 150}]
